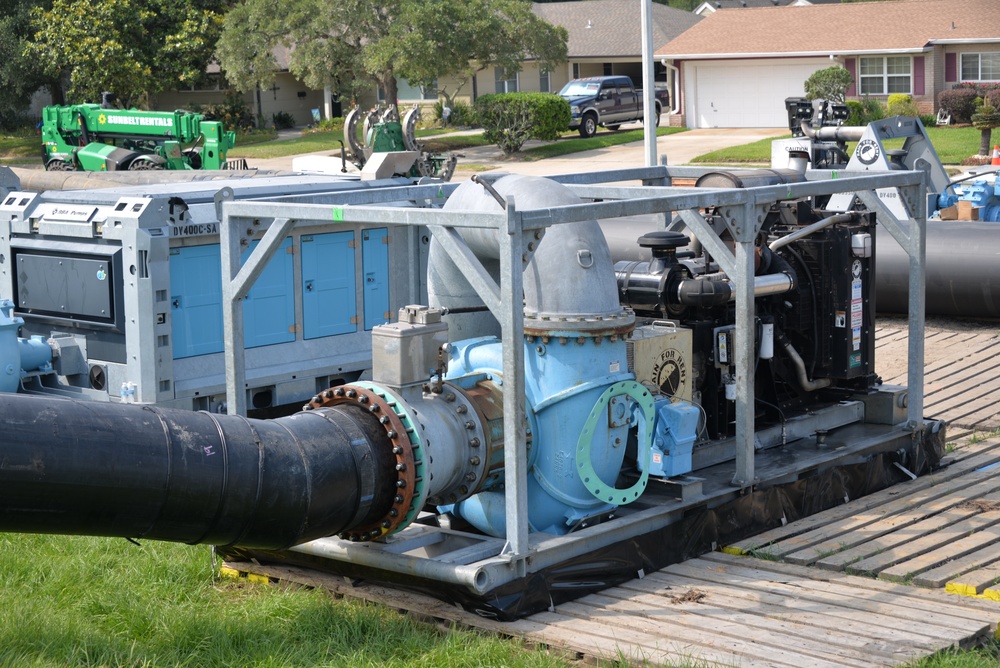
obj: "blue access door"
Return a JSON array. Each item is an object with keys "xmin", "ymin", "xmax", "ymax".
[
  {"xmin": 242, "ymin": 237, "xmax": 295, "ymax": 348},
  {"xmin": 170, "ymin": 245, "xmax": 224, "ymax": 358},
  {"xmin": 301, "ymin": 231, "xmax": 357, "ymax": 339},
  {"xmin": 362, "ymin": 228, "xmax": 390, "ymax": 330}
]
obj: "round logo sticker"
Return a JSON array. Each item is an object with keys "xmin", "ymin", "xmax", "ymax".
[
  {"xmin": 96, "ymin": 268, "xmax": 107, "ymax": 281},
  {"xmin": 856, "ymin": 139, "xmax": 880, "ymax": 165}
]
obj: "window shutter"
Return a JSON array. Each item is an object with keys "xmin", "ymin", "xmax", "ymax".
[
  {"xmin": 945, "ymin": 53, "xmax": 957, "ymax": 82},
  {"xmin": 845, "ymin": 58, "xmax": 857, "ymax": 97},
  {"xmin": 914, "ymin": 56, "xmax": 925, "ymax": 96}
]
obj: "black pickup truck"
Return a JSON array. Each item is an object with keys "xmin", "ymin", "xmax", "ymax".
[{"xmin": 558, "ymin": 75, "xmax": 670, "ymax": 138}]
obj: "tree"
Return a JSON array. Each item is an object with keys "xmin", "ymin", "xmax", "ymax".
[
  {"xmin": 0, "ymin": 0, "xmax": 55, "ymax": 128},
  {"xmin": 27, "ymin": 0, "xmax": 228, "ymax": 108},
  {"xmin": 804, "ymin": 66, "xmax": 853, "ymax": 103},
  {"xmin": 214, "ymin": 0, "xmax": 568, "ymax": 114},
  {"xmin": 971, "ymin": 102, "xmax": 1000, "ymax": 157}
]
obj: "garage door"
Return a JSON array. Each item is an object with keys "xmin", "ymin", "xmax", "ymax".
[{"xmin": 686, "ymin": 59, "xmax": 827, "ymax": 128}]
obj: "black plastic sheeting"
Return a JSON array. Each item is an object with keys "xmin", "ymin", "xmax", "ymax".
[{"xmin": 219, "ymin": 422, "xmax": 946, "ymax": 621}]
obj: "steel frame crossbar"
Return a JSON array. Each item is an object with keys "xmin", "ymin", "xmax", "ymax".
[{"xmin": 219, "ymin": 165, "xmax": 927, "ymax": 587}]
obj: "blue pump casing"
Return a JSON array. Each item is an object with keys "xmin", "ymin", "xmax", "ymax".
[{"xmin": 441, "ymin": 333, "xmax": 638, "ymax": 536}]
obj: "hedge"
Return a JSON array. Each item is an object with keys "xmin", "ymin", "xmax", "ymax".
[{"xmin": 475, "ymin": 93, "xmax": 571, "ymax": 153}]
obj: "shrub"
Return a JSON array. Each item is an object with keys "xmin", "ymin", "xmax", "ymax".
[
  {"xmin": 858, "ymin": 96, "xmax": 886, "ymax": 124},
  {"xmin": 937, "ymin": 88, "xmax": 980, "ymax": 123},
  {"xmin": 271, "ymin": 110, "xmax": 296, "ymax": 130},
  {"xmin": 474, "ymin": 93, "xmax": 570, "ymax": 154},
  {"xmin": 804, "ymin": 66, "xmax": 853, "ymax": 103},
  {"xmin": 190, "ymin": 91, "xmax": 255, "ymax": 131},
  {"xmin": 971, "ymin": 102, "xmax": 1000, "ymax": 156},
  {"xmin": 919, "ymin": 114, "xmax": 938, "ymax": 127},
  {"xmin": 886, "ymin": 94, "xmax": 919, "ymax": 118},
  {"xmin": 432, "ymin": 99, "xmax": 476, "ymax": 127},
  {"xmin": 846, "ymin": 100, "xmax": 864, "ymax": 126},
  {"xmin": 311, "ymin": 116, "xmax": 344, "ymax": 132}
]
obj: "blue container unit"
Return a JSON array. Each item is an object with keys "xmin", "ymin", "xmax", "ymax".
[{"xmin": 170, "ymin": 228, "xmax": 391, "ymax": 359}]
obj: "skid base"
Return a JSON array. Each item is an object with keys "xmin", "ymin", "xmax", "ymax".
[{"xmin": 220, "ymin": 418, "xmax": 945, "ymax": 620}]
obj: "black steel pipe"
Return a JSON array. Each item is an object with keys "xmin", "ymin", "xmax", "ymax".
[
  {"xmin": 875, "ymin": 223, "xmax": 1000, "ymax": 318},
  {"xmin": 0, "ymin": 394, "xmax": 395, "ymax": 549}
]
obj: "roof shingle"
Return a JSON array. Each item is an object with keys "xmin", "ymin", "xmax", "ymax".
[
  {"xmin": 658, "ymin": 0, "xmax": 1000, "ymax": 58},
  {"xmin": 534, "ymin": 0, "xmax": 702, "ymax": 58}
]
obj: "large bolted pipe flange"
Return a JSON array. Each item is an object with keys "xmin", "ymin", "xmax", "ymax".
[{"xmin": 303, "ymin": 383, "xmax": 427, "ymax": 541}]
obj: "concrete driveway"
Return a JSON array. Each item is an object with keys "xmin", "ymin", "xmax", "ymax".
[
  {"xmin": 465, "ymin": 126, "xmax": 787, "ymax": 178},
  {"xmin": 249, "ymin": 125, "xmax": 788, "ymax": 178}
]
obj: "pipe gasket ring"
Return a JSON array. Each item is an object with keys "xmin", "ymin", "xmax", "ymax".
[{"xmin": 302, "ymin": 383, "xmax": 425, "ymax": 541}]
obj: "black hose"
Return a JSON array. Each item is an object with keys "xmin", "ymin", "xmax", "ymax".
[
  {"xmin": 676, "ymin": 278, "xmax": 732, "ymax": 306},
  {"xmin": 0, "ymin": 394, "xmax": 396, "ymax": 550}
]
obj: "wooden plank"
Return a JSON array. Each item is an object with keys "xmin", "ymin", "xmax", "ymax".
[
  {"xmin": 528, "ymin": 609, "xmax": 801, "ymax": 668},
  {"xmin": 914, "ymin": 547, "xmax": 1000, "ymax": 589},
  {"xmin": 588, "ymin": 586, "xmax": 905, "ymax": 666},
  {"xmin": 848, "ymin": 511, "xmax": 1000, "ymax": 576},
  {"xmin": 923, "ymin": 363, "xmax": 1000, "ymax": 412},
  {"xmin": 725, "ymin": 442, "xmax": 1000, "ymax": 555},
  {"xmin": 614, "ymin": 575, "xmax": 945, "ymax": 658},
  {"xmin": 946, "ymin": 404, "xmax": 1000, "ymax": 431},
  {"xmin": 879, "ymin": 332, "xmax": 998, "ymax": 386},
  {"xmin": 735, "ymin": 459, "xmax": 1000, "ymax": 560},
  {"xmin": 813, "ymin": 501, "xmax": 984, "ymax": 572},
  {"xmin": 638, "ymin": 570, "xmax": 956, "ymax": 652},
  {"xmin": 787, "ymin": 485, "xmax": 1000, "ymax": 567},
  {"xmin": 946, "ymin": 563, "xmax": 1000, "ymax": 597},
  {"xmin": 660, "ymin": 558, "xmax": 990, "ymax": 641},
  {"xmin": 882, "ymin": 524, "xmax": 1000, "ymax": 584},
  {"xmin": 544, "ymin": 599, "xmax": 861, "ymax": 668},
  {"xmin": 702, "ymin": 552, "xmax": 1000, "ymax": 624}
]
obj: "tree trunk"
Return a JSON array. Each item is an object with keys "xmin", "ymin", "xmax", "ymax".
[
  {"xmin": 382, "ymin": 75, "xmax": 399, "ymax": 116},
  {"xmin": 980, "ymin": 128, "xmax": 992, "ymax": 157}
]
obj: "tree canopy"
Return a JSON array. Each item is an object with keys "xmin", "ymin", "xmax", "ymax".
[
  {"xmin": 804, "ymin": 66, "xmax": 854, "ymax": 103},
  {"xmin": 27, "ymin": 0, "xmax": 228, "ymax": 108},
  {"xmin": 214, "ymin": 0, "xmax": 568, "ymax": 111},
  {"xmin": 0, "ymin": 0, "xmax": 54, "ymax": 127}
]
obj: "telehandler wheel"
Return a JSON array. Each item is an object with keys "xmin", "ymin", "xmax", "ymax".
[{"xmin": 45, "ymin": 159, "xmax": 76, "ymax": 171}]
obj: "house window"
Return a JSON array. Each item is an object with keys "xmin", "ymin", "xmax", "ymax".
[
  {"xmin": 603, "ymin": 63, "xmax": 613, "ymax": 76},
  {"xmin": 572, "ymin": 63, "xmax": 580, "ymax": 79},
  {"xmin": 495, "ymin": 67, "xmax": 518, "ymax": 94},
  {"xmin": 859, "ymin": 56, "xmax": 911, "ymax": 95},
  {"xmin": 539, "ymin": 68, "xmax": 550, "ymax": 93},
  {"xmin": 377, "ymin": 79, "xmax": 437, "ymax": 102},
  {"xmin": 961, "ymin": 53, "xmax": 1000, "ymax": 81}
]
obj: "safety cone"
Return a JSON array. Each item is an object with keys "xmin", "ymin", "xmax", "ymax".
[{"xmin": 992, "ymin": 145, "xmax": 1000, "ymax": 166}]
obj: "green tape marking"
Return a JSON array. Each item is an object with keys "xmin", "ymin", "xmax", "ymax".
[{"xmin": 332, "ymin": 207, "xmax": 344, "ymax": 222}]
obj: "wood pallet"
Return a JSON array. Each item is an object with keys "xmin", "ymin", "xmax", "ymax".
[
  {"xmin": 224, "ymin": 551, "xmax": 998, "ymax": 667},
  {"xmin": 728, "ymin": 437, "xmax": 1000, "ymax": 603},
  {"xmin": 875, "ymin": 318, "xmax": 1000, "ymax": 433}
]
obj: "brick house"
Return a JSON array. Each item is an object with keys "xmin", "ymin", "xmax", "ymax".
[{"xmin": 656, "ymin": 0, "xmax": 1000, "ymax": 128}]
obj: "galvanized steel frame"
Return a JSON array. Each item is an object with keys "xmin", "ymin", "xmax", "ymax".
[{"xmin": 218, "ymin": 165, "xmax": 928, "ymax": 584}]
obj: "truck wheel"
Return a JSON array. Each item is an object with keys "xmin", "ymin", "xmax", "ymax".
[
  {"xmin": 606, "ymin": 124, "xmax": 621, "ymax": 132},
  {"xmin": 579, "ymin": 113, "xmax": 598, "ymax": 138}
]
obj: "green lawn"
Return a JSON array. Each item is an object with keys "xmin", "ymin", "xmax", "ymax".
[
  {"xmin": 0, "ymin": 534, "xmax": 572, "ymax": 668},
  {"xmin": 691, "ymin": 126, "xmax": 1000, "ymax": 166},
  {"xmin": 0, "ymin": 133, "xmax": 39, "ymax": 163},
  {"xmin": 521, "ymin": 126, "xmax": 687, "ymax": 161},
  {"xmin": 1, "ymin": 532, "xmax": 996, "ymax": 668}
]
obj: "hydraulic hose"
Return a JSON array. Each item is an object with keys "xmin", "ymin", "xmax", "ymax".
[{"xmin": 0, "ymin": 393, "xmax": 397, "ymax": 549}]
